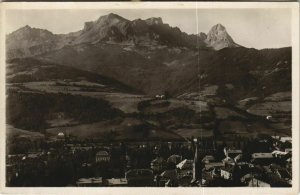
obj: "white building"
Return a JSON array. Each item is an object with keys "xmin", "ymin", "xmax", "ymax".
[
  {"xmin": 220, "ymin": 167, "xmax": 233, "ymax": 180},
  {"xmin": 76, "ymin": 177, "xmax": 103, "ymax": 187},
  {"xmin": 96, "ymin": 151, "xmax": 110, "ymax": 162}
]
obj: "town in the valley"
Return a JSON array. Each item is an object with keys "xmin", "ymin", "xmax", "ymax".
[
  {"xmin": 4, "ymin": 11, "xmax": 294, "ymax": 188},
  {"xmin": 6, "ymin": 132, "xmax": 292, "ymax": 187}
]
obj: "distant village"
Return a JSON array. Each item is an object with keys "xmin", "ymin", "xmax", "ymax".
[{"xmin": 6, "ymin": 132, "xmax": 292, "ymax": 187}]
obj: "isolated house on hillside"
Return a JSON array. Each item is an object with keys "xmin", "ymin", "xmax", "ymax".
[
  {"xmin": 57, "ymin": 132, "xmax": 65, "ymax": 140},
  {"xmin": 155, "ymin": 94, "xmax": 165, "ymax": 99}
]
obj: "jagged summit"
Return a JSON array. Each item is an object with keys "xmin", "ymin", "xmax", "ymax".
[
  {"xmin": 7, "ymin": 25, "xmax": 56, "ymax": 41},
  {"xmin": 9, "ymin": 25, "xmax": 32, "ymax": 34},
  {"xmin": 96, "ymin": 13, "xmax": 129, "ymax": 24},
  {"xmin": 8, "ymin": 25, "xmax": 58, "ymax": 44},
  {"xmin": 6, "ymin": 24, "xmax": 60, "ymax": 59},
  {"xmin": 205, "ymin": 23, "xmax": 239, "ymax": 50},
  {"xmin": 213, "ymin": 23, "xmax": 226, "ymax": 31}
]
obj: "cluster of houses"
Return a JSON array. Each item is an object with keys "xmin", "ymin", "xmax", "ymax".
[
  {"xmin": 73, "ymin": 135, "xmax": 292, "ymax": 187},
  {"xmin": 6, "ymin": 132, "xmax": 292, "ymax": 187}
]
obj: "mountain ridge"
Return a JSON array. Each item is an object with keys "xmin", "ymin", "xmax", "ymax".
[
  {"xmin": 6, "ymin": 13, "xmax": 241, "ymax": 59},
  {"xmin": 5, "ymin": 13, "xmax": 291, "ymax": 98}
]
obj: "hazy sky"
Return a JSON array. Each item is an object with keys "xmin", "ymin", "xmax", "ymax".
[{"xmin": 6, "ymin": 9, "xmax": 291, "ymax": 49}]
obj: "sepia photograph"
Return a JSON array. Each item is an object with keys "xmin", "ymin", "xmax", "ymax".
[{"xmin": 0, "ymin": 2, "xmax": 299, "ymax": 195}]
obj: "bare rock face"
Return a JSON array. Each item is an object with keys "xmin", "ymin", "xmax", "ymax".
[
  {"xmin": 74, "ymin": 13, "xmax": 131, "ymax": 44},
  {"xmin": 205, "ymin": 23, "xmax": 240, "ymax": 50}
]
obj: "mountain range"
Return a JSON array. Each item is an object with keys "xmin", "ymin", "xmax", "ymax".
[
  {"xmin": 6, "ymin": 13, "xmax": 239, "ymax": 59},
  {"xmin": 6, "ymin": 13, "xmax": 291, "ymax": 140}
]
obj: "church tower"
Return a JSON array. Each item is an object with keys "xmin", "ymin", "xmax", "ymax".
[{"xmin": 192, "ymin": 139, "xmax": 202, "ymax": 185}]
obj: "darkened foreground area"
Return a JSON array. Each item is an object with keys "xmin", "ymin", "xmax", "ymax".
[{"xmin": 6, "ymin": 133, "xmax": 292, "ymax": 187}]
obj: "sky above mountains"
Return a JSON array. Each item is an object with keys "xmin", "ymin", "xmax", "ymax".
[{"xmin": 6, "ymin": 8, "xmax": 291, "ymax": 49}]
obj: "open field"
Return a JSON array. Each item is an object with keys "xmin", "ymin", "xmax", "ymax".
[
  {"xmin": 8, "ymin": 81, "xmax": 148, "ymax": 114},
  {"xmin": 247, "ymin": 101, "xmax": 291, "ymax": 116},
  {"xmin": 6, "ymin": 125, "xmax": 45, "ymax": 140},
  {"xmin": 173, "ymin": 128, "xmax": 213, "ymax": 138},
  {"xmin": 46, "ymin": 117, "xmax": 183, "ymax": 141}
]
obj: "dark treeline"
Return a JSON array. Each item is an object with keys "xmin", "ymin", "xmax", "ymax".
[{"xmin": 6, "ymin": 92, "xmax": 123, "ymax": 132}]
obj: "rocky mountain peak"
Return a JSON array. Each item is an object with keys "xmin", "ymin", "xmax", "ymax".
[
  {"xmin": 213, "ymin": 23, "xmax": 226, "ymax": 31},
  {"xmin": 205, "ymin": 23, "xmax": 239, "ymax": 50},
  {"xmin": 8, "ymin": 25, "xmax": 54, "ymax": 39},
  {"xmin": 22, "ymin": 25, "xmax": 32, "ymax": 30},
  {"xmin": 7, "ymin": 25, "xmax": 30, "ymax": 36},
  {"xmin": 96, "ymin": 13, "xmax": 128, "ymax": 26}
]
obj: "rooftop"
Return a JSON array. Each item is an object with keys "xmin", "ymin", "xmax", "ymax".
[
  {"xmin": 202, "ymin": 155, "xmax": 215, "ymax": 163},
  {"xmin": 228, "ymin": 149, "xmax": 242, "ymax": 154},
  {"xmin": 76, "ymin": 177, "xmax": 102, "ymax": 184},
  {"xmin": 272, "ymin": 150, "xmax": 288, "ymax": 156},
  {"xmin": 96, "ymin": 151, "xmax": 109, "ymax": 156},
  {"xmin": 176, "ymin": 159, "xmax": 193, "ymax": 170},
  {"xmin": 106, "ymin": 178, "xmax": 128, "ymax": 185},
  {"xmin": 280, "ymin": 137, "xmax": 292, "ymax": 143},
  {"xmin": 252, "ymin": 153, "xmax": 273, "ymax": 159},
  {"xmin": 205, "ymin": 162, "xmax": 224, "ymax": 169}
]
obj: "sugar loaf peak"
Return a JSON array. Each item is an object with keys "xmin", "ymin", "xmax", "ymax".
[{"xmin": 6, "ymin": 13, "xmax": 240, "ymax": 59}]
